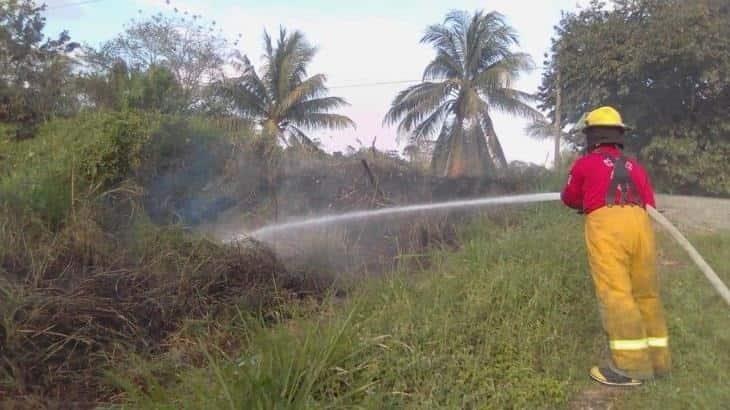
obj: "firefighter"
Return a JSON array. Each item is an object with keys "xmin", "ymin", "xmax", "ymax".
[{"xmin": 561, "ymin": 106, "xmax": 670, "ymax": 386}]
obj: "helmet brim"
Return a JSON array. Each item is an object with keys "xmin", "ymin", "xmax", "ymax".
[{"xmin": 581, "ymin": 124, "xmax": 632, "ymax": 134}]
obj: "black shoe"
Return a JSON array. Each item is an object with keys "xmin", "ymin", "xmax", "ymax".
[{"xmin": 590, "ymin": 366, "xmax": 643, "ymax": 387}]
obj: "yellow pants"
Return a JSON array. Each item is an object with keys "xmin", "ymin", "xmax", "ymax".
[{"xmin": 585, "ymin": 206, "xmax": 670, "ymax": 379}]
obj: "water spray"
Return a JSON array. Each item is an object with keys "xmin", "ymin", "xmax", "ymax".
[
  {"xmin": 230, "ymin": 192, "xmax": 729, "ymax": 307},
  {"xmin": 231, "ymin": 192, "xmax": 561, "ymax": 240}
]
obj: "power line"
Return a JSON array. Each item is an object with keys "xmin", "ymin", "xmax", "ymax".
[
  {"xmin": 329, "ymin": 79, "xmax": 421, "ymax": 89},
  {"xmin": 46, "ymin": 0, "xmax": 108, "ymax": 10}
]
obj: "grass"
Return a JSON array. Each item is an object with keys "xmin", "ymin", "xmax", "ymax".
[
  {"xmin": 116, "ymin": 204, "xmax": 602, "ymax": 409},
  {"xmin": 114, "ymin": 203, "xmax": 730, "ymax": 409},
  {"xmin": 617, "ymin": 230, "xmax": 730, "ymax": 410},
  {"xmin": 0, "ymin": 200, "xmax": 289, "ymax": 404}
]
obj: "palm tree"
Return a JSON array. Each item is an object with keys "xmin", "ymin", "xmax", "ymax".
[
  {"xmin": 526, "ymin": 114, "xmax": 586, "ymax": 156},
  {"xmin": 220, "ymin": 28, "xmax": 355, "ymax": 149},
  {"xmin": 384, "ymin": 10, "xmax": 541, "ymax": 177},
  {"xmin": 525, "ymin": 116, "xmax": 570, "ymax": 167},
  {"xmin": 525, "ymin": 116, "xmax": 571, "ymax": 142}
]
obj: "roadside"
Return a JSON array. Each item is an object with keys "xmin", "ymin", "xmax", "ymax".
[{"xmin": 656, "ymin": 195, "xmax": 730, "ymax": 232}]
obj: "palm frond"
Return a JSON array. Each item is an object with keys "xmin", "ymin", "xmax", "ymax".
[
  {"xmin": 524, "ymin": 118, "xmax": 554, "ymax": 140},
  {"xmin": 219, "ymin": 84, "xmax": 267, "ymax": 117},
  {"xmin": 239, "ymin": 56, "xmax": 269, "ymax": 98},
  {"xmin": 276, "ymin": 74, "xmax": 327, "ymax": 115},
  {"xmin": 261, "ymin": 30, "xmax": 277, "ymax": 100},
  {"xmin": 423, "ymin": 52, "xmax": 463, "ymax": 80},
  {"xmin": 288, "ymin": 96, "xmax": 349, "ymax": 115},
  {"xmin": 474, "ymin": 52, "xmax": 534, "ymax": 90},
  {"xmin": 407, "ymin": 100, "xmax": 456, "ymax": 144},
  {"xmin": 217, "ymin": 57, "xmax": 269, "ymax": 117},
  {"xmin": 276, "ymin": 29, "xmax": 316, "ymax": 94},
  {"xmin": 525, "ymin": 116, "xmax": 569, "ymax": 140},
  {"xmin": 261, "ymin": 27, "xmax": 315, "ymax": 104},
  {"xmin": 485, "ymin": 88, "xmax": 542, "ymax": 120},
  {"xmin": 286, "ymin": 124, "xmax": 321, "ymax": 149},
  {"xmin": 263, "ymin": 30, "xmax": 274, "ymax": 60},
  {"xmin": 422, "ymin": 22, "xmax": 465, "ymax": 70},
  {"xmin": 475, "ymin": 13, "xmax": 520, "ymax": 65},
  {"xmin": 393, "ymin": 89, "xmax": 456, "ymax": 135},
  {"xmin": 465, "ymin": 11, "xmax": 490, "ymax": 74},
  {"xmin": 288, "ymin": 33, "xmax": 317, "ymax": 85},
  {"xmin": 383, "ymin": 81, "xmax": 457, "ymax": 128},
  {"xmin": 292, "ymin": 112, "xmax": 355, "ymax": 131},
  {"xmin": 443, "ymin": 10, "xmax": 471, "ymax": 41}
]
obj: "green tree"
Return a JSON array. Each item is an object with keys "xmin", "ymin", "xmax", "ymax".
[
  {"xmin": 218, "ymin": 28, "xmax": 355, "ymax": 149},
  {"xmin": 88, "ymin": 12, "xmax": 238, "ymax": 109},
  {"xmin": 384, "ymin": 10, "xmax": 540, "ymax": 177},
  {"xmin": 538, "ymin": 0, "xmax": 730, "ymax": 148},
  {"xmin": 538, "ymin": 0, "xmax": 730, "ymax": 194},
  {"xmin": 524, "ymin": 116, "xmax": 570, "ymax": 145},
  {"xmin": 77, "ymin": 62, "xmax": 185, "ymax": 113},
  {"xmin": 0, "ymin": 0, "xmax": 78, "ymax": 136}
]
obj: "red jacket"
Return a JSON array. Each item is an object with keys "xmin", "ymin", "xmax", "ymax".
[{"xmin": 561, "ymin": 145, "xmax": 656, "ymax": 214}]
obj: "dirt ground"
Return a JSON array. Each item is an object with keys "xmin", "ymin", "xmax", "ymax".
[{"xmin": 656, "ymin": 195, "xmax": 730, "ymax": 232}]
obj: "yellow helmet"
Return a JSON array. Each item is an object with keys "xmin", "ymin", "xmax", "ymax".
[{"xmin": 583, "ymin": 106, "xmax": 628, "ymax": 131}]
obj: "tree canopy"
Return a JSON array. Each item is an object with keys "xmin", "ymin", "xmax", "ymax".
[
  {"xmin": 538, "ymin": 0, "xmax": 730, "ymax": 147},
  {"xmin": 537, "ymin": 0, "xmax": 730, "ymax": 193},
  {"xmin": 1, "ymin": 0, "xmax": 78, "ymax": 134},
  {"xmin": 81, "ymin": 12, "xmax": 238, "ymax": 112}
]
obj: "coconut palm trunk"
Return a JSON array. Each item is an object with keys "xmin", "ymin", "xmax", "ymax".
[
  {"xmin": 385, "ymin": 10, "xmax": 541, "ymax": 178},
  {"xmin": 483, "ymin": 118, "xmax": 508, "ymax": 169}
]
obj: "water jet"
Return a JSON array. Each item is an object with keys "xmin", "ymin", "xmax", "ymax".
[{"xmin": 226, "ymin": 192, "xmax": 729, "ymax": 307}]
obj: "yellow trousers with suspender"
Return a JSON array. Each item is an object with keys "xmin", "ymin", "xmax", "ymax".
[{"xmin": 585, "ymin": 206, "xmax": 671, "ymax": 379}]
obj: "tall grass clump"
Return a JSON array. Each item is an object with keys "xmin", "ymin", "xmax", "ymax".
[
  {"xmin": 120, "ymin": 204, "xmax": 604, "ymax": 409},
  {"xmin": 0, "ymin": 208, "xmax": 289, "ymax": 404},
  {"xmin": 0, "ymin": 112, "xmax": 288, "ymax": 405}
]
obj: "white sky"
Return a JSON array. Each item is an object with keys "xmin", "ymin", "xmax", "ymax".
[{"xmin": 45, "ymin": 0, "xmax": 592, "ymax": 166}]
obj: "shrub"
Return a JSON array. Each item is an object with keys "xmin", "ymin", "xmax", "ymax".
[
  {"xmin": 643, "ymin": 137, "xmax": 730, "ymax": 197},
  {"xmin": 0, "ymin": 112, "xmax": 241, "ymax": 227},
  {"xmin": 0, "ymin": 112, "xmax": 158, "ymax": 226}
]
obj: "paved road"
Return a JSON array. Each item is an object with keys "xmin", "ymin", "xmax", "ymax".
[{"xmin": 656, "ymin": 195, "xmax": 730, "ymax": 232}]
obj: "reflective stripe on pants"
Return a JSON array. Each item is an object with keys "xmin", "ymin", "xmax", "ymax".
[{"xmin": 586, "ymin": 206, "xmax": 671, "ymax": 379}]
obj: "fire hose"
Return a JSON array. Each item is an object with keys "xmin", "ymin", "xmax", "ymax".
[{"xmin": 647, "ymin": 206, "xmax": 730, "ymax": 307}]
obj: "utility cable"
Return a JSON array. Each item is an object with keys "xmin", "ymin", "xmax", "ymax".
[{"xmin": 329, "ymin": 79, "xmax": 421, "ymax": 89}]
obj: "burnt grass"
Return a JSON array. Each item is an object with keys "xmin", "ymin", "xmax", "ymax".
[
  {"xmin": 0, "ymin": 153, "xmax": 549, "ymax": 407},
  {"xmin": 0, "ymin": 215, "xmax": 288, "ymax": 406}
]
